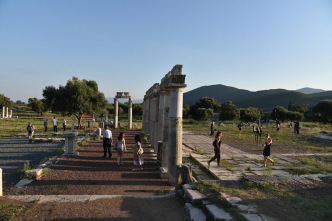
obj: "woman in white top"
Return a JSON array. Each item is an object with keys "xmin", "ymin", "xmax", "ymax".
[
  {"xmin": 132, "ymin": 134, "xmax": 144, "ymax": 171},
  {"xmin": 116, "ymin": 132, "xmax": 126, "ymax": 166}
]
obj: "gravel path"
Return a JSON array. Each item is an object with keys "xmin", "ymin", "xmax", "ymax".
[{"xmin": 0, "ymin": 137, "xmax": 64, "ymax": 187}]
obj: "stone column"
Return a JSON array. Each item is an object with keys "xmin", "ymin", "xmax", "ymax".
[
  {"xmin": 162, "ymin": 90, "xmax": 170, "ymax": 168},
  {"xmin": 0, "ymin": 168, "xmax": 2, "ymax": 196},
  {"xmin": 149, "ymin": 96, "xmax": 156, "ymax": 147},
  {"xmin": 114, "ymin": 98, "xmax": 118, "ymax": 129},
  {"xmin": 128, "ymin": 98, "xmax": 132, "ymax": 129},
  {"xmin": 63, "ymin": 132, "xmax": 78, "ymax": 156},
  {"xmin": 148, "ymin": 97, "xmax": 153, "ymax": 143},
  {"xmin": 1, "ymin": 106, "xmax": 4, "ymax": 118},
  {"xmin": 168, "ymin": 87, "xmax": 184, "ymax": 184},
  {"xmin": 158, "ymin": 91, "xmax": 165, "ymax": 143},
  {"xmin": 5, "ymin": 107, "xmax": 8, "ymax": 118},
  {"xmin": 153, "ymin": 95, "xmax": 159, "ymax": 153},
  {"xmin": 9, "ymin": 109, "xmax": 12, "ymax": 118}
]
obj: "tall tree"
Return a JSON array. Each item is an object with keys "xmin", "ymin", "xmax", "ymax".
[
  {"xmin": 43, "ymin": 77, "xmax": 107, "ymax": 127},
  {"xmin": 0, "ymin": 94, "xmax": 13, "ymax": 108},
  {"xmin": 219, "ymin": 101, "xmax": 240, "ymax": 121},
  {"xmin": 28, "ymin": 98, "xmax": 44, "ymax": 115},
  {"xmin": 312, "ymin": 99, "xmax": 332, "ymax": 123}
]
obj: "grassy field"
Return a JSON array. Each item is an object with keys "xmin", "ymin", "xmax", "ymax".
[{"xmin": 183, "ymin": 119, "xmax": 332, "ymax": 153}]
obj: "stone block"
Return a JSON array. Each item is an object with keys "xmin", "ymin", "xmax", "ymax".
[
  {"xmin": 241, "ymin": 213, "xmax": 264, "ymax": 221},
  {"xmin": 237, "ymin": 204, "xmax": 257, "ymax": 213},
  {"xmin": 160, "ymin": 167, "xmax": 168, "ymax": 179},
  {"xmin": 176, "ymin": 164, "xmax": 193, "ymax": 185},
  {"xmin": 184, "ymin": 188, "xmax": 206, "ymax": 204},
  {"xmin": 15, "ymin": 179, "xmax": 34, "ymax": 188},
  {"xmin": 206, "ymin": 205, "xmax": 232, "ymax": 221},
  {"xmin": 185, "ymin": 203, "xmax": 206, "ymax": 221},
  {"xmin": 25, "ymin": 169, "xmax": 44, "ymax": 179}
]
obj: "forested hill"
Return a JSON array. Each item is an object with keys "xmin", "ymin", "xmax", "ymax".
[{"xmin": 183, "ymin": 84, "xmax": 332, "ymax": 111}]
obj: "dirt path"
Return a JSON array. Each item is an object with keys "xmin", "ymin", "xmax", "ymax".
[{"xmin": 2, "ymin": 130, "xmax": 190, "ymax": 220}]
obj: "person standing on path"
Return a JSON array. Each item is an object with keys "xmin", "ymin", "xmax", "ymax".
[
  {"xmin": 132, "ymin": 134, "xmax": 144, "ymax": 171},
  {"xmin": 44, "ymin": 119, "xmax": 48, "ymax": 132},
  {"xmin": 63, "ymin": 119, "xmax": 67, "ymax": 131},
  {"xmin": 208, "ymin": 131, "xmax": 222, "ymax": 168},
  {"xmin": 116, "ymin": 132, "xmax": 126, "ymax": 166},
  {"xmin": 52, "ymin": 116, "xmax": 58, "ymax": 132},
  {"xmin": 102, "ymin": 125, "xmax": 113, "ymax": 158},
  {"xmin": 210, "ymin": 121, "xmax": 214, "ymax": 136},
  {"xmin": 237, "ymin": 121, "xmax": 243, "ymax": 137},
  {"xmin": 26, "ymin": 122, "xmax": 35, "ymax": 143},
  {"xmin": 263, "ymin": 133, "xmax": 275, "ymax": 167}
]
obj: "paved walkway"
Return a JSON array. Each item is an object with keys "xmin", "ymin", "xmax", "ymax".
[
  {"xmin": 0, "ymin": 137, "xmax": 64, "ymax": 187},
  {"xmin": 182, "ymin": 131, "xmax": 331, "ymax": 181}
]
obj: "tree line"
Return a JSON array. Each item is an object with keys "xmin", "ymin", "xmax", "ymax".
[{"xmin": 184, "ymin": 97, "xmax": 332, "ymax": 124}]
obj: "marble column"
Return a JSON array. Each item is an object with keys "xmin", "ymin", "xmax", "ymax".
[
  {"xmin": 168, "ymin": 87, "xmax": 184, "ymax": 184},
  {"xmin": 1, "ymin": 106, "xmax": 4, "ymax": 118},
  {"xmin": 128, "ymin": 98, "xmax": 132, "ymax": 129},
  {"xmin": 6, "ymin": 107, "xmax": 8, "ymax": 118},
  {"xmin": 9, "ymin": 109, "xmax": 12, "ymax": 118},
  {"xmin": 162, "ymin": 90, "xmax": 170, "ymax": 167},
  {"xmin": 153, "ymin": 95, "xmax": 159, "ymax": 153},
  {"xmin": 158, "ymin": 91, "xmax": 165, "ymax": 142},
  {"xmin": 114, "ymin": 98, "xmax": 118, "ymax": 129}
]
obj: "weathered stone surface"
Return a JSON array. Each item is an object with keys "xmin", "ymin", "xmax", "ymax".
[
  {"xmin": 184, "ymin": 188, "xmax": 206, "ymax": 203},
  {"xmin": 8, "ymin": 195, "xmax": 42, "ymax": 202},
  {"xmin": 185, "ymin": 203, "xmax": 206, "ymax": 221},
  {"xmin": 237, "ymin": 204, "xmax": 257, "ymax": 213},
  {"xmin": 177, "ymin": 164, "xmax": 193, "ymax": 185},
  {"xmin": 39, "ymin": 195, "xmax": 90, "ymax": 203},
  {"xmin": 25, "ymin": 169, "xmax": 43, "ymax": 178},
  {"xmin": 15, "ymin": 179, "xmax": 34, "ymax": 188},
  {"xmin": 159, "ymin": 167, "xmax": 168, "ymax": 179},
  {"xmin": 241, "ymin": 213, "xmax": 264, "ymax": 221},
  {"xmin": 206, "ymin": 204, "xmax": 232, "ymax": 221}
]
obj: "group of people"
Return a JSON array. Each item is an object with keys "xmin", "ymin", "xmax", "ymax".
[
  {"xmin": 44, "ymin": 117, "xmax": 67, "ymax": 132},
  {"xmin": 102, "ymin": 126, "xmax": 144, "ymax": 171},
  {"xmin": 207, "ymin": 130, "xmax": 275, "ymax": 168}
]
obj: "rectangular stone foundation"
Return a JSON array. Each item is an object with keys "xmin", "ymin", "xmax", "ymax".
[{"xmin": 159, "ymin": 167, "xmax": 168, "ymax": 179}]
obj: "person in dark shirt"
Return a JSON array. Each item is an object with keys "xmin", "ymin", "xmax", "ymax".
[{"xmin": 208, "ymin": 131, "xmax": 222, "ymax": 168}]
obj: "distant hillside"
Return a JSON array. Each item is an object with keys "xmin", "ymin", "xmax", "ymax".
[
  {"xmin": 183, "ymin": 84, "xmax": 332, "ymax": 111},
  {"xmin": 295, "ymin": 87, "xmax": 325, "ymax": 94}
]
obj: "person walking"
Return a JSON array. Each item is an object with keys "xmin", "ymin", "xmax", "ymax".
[
  {"xmin": 26, "ymin": 122, "xmax": 35, "ymax": 143},
  {"xmin": 52, "ymin": 116, "xmax": 58, "ymax": 132},
  {"xmin": 210, "ymin": 121, "xmax": 215, "ymax": 136},
  {"xmin": 44, "ymin": 119, "xmax": 48, "ymax": 132},
  {"xmin": 102, "ymin": 125, "xmax": 113, "ymax": 158},
  {"xmin": 294, "ymin": 121, "xmax": 300, "ymax": 134},
  {"xmin": 63, "ymin": 119, "xmax": 67, "ymax": 131},
  {"xmin": 263, "ymin": 134, "xmax": 275, "ymax": 167},
  {"xmin": 116, "ymin": 132, "xmax": 126, "ymax": 166},
  {"xmin": 132, "ymin": 134, "xmax": 144, "ymax": 171},
  {"xmin": 237, "ymin": 121, "xmax": 243, "ymax": 137},
  {"xmin": 208, "ymin": 131, "xmax": 222, "ymax": 168}
]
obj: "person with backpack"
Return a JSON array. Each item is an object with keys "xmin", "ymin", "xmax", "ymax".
[{"xmin": 26, "ymin": 122, "xmax": 35, "ymax": 143}]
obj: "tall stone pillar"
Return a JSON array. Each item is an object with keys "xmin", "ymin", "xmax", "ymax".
[
  {"xmin": 114, "ymin": 98, "xmax": 118, "ymax": 129},
  {"xmin": 9, "ymin": 109, "xmax": 12, "ymax": 118},
  {"xmin": 153, "ymin": 94, "xmax": 159, "ymax": 153},
  {"xmin": 168, "ymin": 87, "xmax": 185, "ymax": 184},
  {"xmin": 145, "ymin": 97, "xmax": 150, "ymax": 136},
  {"xmin": 128, "ymin": 98, "xmax": 132, "ymax": 129},
  {"xmin": 161, "ymin": 90, "xmax": 170, "ymax": 167},
  {"xmin": 5, "ymin": 107, "xmax": 8, "ymax": 118},
  {"xmin": 1, "ymin": 106, "xmax": 4, "ymax": 118},
  {"xmin": 158, "ymin": 91, "xmax": 165, "ymax": 142}
]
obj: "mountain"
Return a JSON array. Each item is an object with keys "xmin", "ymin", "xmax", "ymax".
[
  {"xmin": 183, "ymin": 84, "xmax": 332, "ymax": 111},
  {"xmin": 295, "ymin": 87, "xmax": 325, "ymax": 94}
]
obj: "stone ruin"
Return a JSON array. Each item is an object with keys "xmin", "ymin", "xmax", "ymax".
[
  {"xmin": 142, "ymin": 64, "xmax": 188, "ymax": 184},
  {"xmin": 1, "ymin": 106, "xmax": 12, "ymax": 118},
  {"xmin": 114, "ymin": 92, "xmax": 132, "ymax": 129}
]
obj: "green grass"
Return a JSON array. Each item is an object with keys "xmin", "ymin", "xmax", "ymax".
[
  {"xmin": 0, "ymin": 204, "xmax": 27, "ymax": 221},
  {"xmin": 17, "ymin": 161, "xmax": 32, "ymax": 180}
]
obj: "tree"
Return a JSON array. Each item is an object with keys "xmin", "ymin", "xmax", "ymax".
[
  {"xmin": 270, "ymin": 106, "xmax": 288, "ymax": 121},
  {"xmin": 183, "ymin": 104, "xmax": 191, "ymax": 119},
  {"xmin": 28, "ymin": 98, "xmax": 44, "ymax": 115},
  {"xmin": 0, "ymin": 94, "xmax": 13, "ymax": 108},
  {"xmin": 286, "ymin": 111, "xmax": 304, "ymax": 121},
  {"xmin": 219, "ymin": 101, "xmax": 240, "ymax": 121},
  {"xmin": 240, "ymin": 107, "xmax": 263, "ymax": 122},
  {"xmin": 133, "ymin": 103, "xmax": 143, "ymax": 117},
  {"xmin": 194, "ymin": 108, "xmax": 213, "ymax": 121},
  {"xmin": 190, "ymin": 97, "xmax": 221, "ymax": 120},
  {"xmin": 312, "ymin": 99, "xmax": 332, "ymax": 123},
  {"xmin": 43, "ymin": 77, "xmax": 107, "ymax": 127},
  {"xmin": 289, "ymin": 103, "xmax": 308, "ymax": 113}
]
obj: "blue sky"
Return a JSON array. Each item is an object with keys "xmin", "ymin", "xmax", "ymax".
[{"xmin": 0, "ymin": 0, "xmax": 331, "ymax": 102}]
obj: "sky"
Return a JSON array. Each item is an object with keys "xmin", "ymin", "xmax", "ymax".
[{"xmin": 0, "ymin": 0, "xmax": 331, "ymax": 102}]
